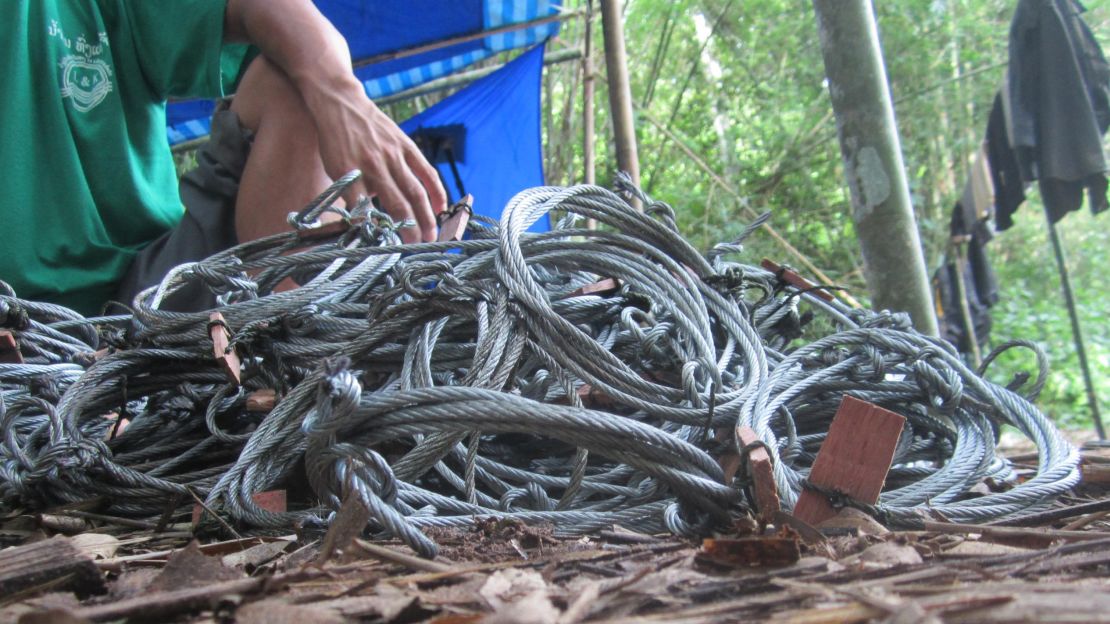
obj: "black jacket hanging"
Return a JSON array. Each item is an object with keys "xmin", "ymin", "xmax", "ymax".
[{"xmin": 995, "ymin": 0, "xmax": 1110, "ymax": 229}]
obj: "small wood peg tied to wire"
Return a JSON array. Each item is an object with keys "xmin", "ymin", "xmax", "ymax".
[
  {"xmin": 793, "ymin": 396, "xmax": 905, "ymax": 526},
  {"xmin": 0, "ymin": 330, "xmax": 23, "ymax": 364},
  {"xmin": 246, "ymin": 389, "xmax": 277, "ymax": 413},
  {"xmin": 761, "ymin": 258, "xmax": 836, "ymax": 303},
  {"xmin": 566, "ymin": 278, "xmax": 621, "ymax": 298},
  {"xmin": 296, "ymin": 216, "xmax": 367, "ymax": 243},
  {"xmin": 207, "ymin": 312, "xmax": 241, "ymax": 386},
  {"xmin": 736, "ymin": 425, "xmax": 780, "ymax": 523},
  {"xmin": 437, "ymin": 194, "xmax": 473, "ymax": 242}
]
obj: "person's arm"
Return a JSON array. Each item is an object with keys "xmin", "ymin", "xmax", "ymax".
[{"xmin": 224, "ymin": 0, "xmax": 447, "ymax": 243}]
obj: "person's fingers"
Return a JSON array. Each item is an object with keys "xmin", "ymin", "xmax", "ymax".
[
  {"xmin": 390, "ymin": 162, "xmax": 437, "ymax": 242},
  {"xmin": 404, "ymin": 144, "xmax": 448, "ymax": 218},
  {"xmin": 339, "ymin": 178, "xmax": 368, "ymax": 217},
  {"xmin": 373, "ymin": 173, "xmax": 422, "ymax": 244}
]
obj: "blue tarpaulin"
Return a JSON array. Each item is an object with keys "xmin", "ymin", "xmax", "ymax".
[
  {"xmin": 166, "ymin": 0, "xmax": 559, "ymax": 144},
  {"xmin": 400, "ymin": 44, "xmax": 549, "ymax": 231}
]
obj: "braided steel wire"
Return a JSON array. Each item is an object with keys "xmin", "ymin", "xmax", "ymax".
[{"xmin": 0, "ymin": 172, "xmax": 1079, "ymax": 556}]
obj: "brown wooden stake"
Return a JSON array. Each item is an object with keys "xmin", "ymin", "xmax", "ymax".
[
  {"xmin": 0, "ymin": 329, "xmax": 23, "ymax": 364},
  {"xmin": 737, "ymin": 426, "xmax": 781, "ymax": 522},
  {"xmin": 208, "ymin": 312, "xmax": 241, "ymax": 386},
  {"xmin": 792, "ymin": 396, "xmax": 905, "ymax": 526}
]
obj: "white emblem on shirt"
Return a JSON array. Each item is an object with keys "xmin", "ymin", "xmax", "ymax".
[
  {"xmin": 59, "ymin": 56, "xmax": 114, "ymax": 112},
  {"xmin": 50, "ymin": 20, "xmax": 114, "ymax": 113}
]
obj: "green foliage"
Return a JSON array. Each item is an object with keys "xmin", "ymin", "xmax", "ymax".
[
  {"xmin": 988, "ymin": 205, "xmax": 1110, "ymax": 428},
  {"xmin": 541, "ymin": 0, "xmax": 1109, "ymax": 428}
]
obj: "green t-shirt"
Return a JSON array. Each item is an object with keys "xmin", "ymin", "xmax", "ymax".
[{"xmin": 1, "ymin": 0, "xmax": 245, "ymax": 315}]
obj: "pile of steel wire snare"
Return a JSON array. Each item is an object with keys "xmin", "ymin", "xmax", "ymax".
[{"xmin": 0, "ymin": 173, "xmax": 1079, "ymax": 557}]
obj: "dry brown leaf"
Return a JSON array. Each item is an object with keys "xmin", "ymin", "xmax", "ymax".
[
  {"xmin": 221, "ymin": 539, "xmax": 293, "ymax": 570},
  {"xmin": 108, "ymin": 568, "xmax": 160, "ymax": 600},
  {"xmin": 941, "ymin": 540, "xmax": 1032, "ymax": 557},
  {"xmin": 0, "ymin": 593, "xmax": 81, "ymax": 624},
  {"xmin": 68, "ymin": 534, "xmax": 120, "ymax": 560},
  {"xmin": 816, "ymin": 508, "xmax": 890, "ymax": 537},
  {"xmin": 313, "ymin": 584, "xmax": 418, "ymax": 621},
  {"xmin": 418, "ymin": 576, "xmax": 488, "ymax": 608},
  {"xmin": 855, "ymin": 542, "xmax": 923, "ymax": 567},
  {"xmin": 236, "ymin": 598, "xmax": 346, "ymax": 624},
  {"xmin": 622, "ymin": 566, "xmax": 709, "ymax": 598},
  {"xmin": 15, "ymin": 608, "xmax": 89, "ymax": 624},
  {"xmin": 480, "ymin": 569, "xmax": 560, "ymax": 624},
  {"xmin": 145, "ymin": 541, "xmax": 244, "ymax": 593}
]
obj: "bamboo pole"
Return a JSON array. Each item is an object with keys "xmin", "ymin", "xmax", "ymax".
[
  {"xmin": 812, "ymin": 0, "xmax": 939, "ymax": 336},
  {"xmin": 354, "ymin": 9, "xmax": 585, "ymax": 69},
  {"xmin": 600, "ymin": 0, "xmax": 641, "ymax": 202}
]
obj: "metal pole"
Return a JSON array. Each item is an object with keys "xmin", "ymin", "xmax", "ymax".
[
  {"xmin": 600, "ymin": 0, "xmax": 641, "ymax": 198},
  {"xmin": 583, "ymin": 0, "xmax": 596, "ymax": 187},
  {"xmin": 1046, "ymin": 214, "xmax": 1105, "ymax": 439},
  {"xmin": 812, "ymin": 0, "xmax": 939, "ymax": 336}
]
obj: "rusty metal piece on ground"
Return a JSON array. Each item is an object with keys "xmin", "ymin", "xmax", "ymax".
[{"xmin": 698, "ymin": 532, "xmax": 801, "ymax": 568}]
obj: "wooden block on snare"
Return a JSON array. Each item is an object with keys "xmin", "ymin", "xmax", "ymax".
[
  {"xmin": 760, "ymin": 258, "xmax": 835, "ymax": 302},
  {"xmin": 737, "ymin": 426, "xmax": 781, "ymax": 522},
  {"xmin": 566, "ymin": 278, "xmax": 621, "ymax": 298},
  {"xmin": 792, "ymin": 396, "xmax": 905, "ymax": 526},
  {"xmin": 208, "ymin": 312, "xmax": 241, "ymax": 386},
  {"xmin": 246, "ymin": 389, "xmax": 277, "ymax": 413},
  {"xmin": 437, "ymin": 194, "xmax": 473, "ymax": 242},
  {"xmin": 295, "ymin": 216, "xmax": 366, "ymax": 243},
  {"xmin": 0, "ymin": 330, "xmax": 23, "ymax": 364}
]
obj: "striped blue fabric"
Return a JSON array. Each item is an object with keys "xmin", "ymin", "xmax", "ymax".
[
  {"xmin": 484, "ymin": 0, "xmax": 558, "ymax": 52},
  {"xmin": 358, "ymin": 0, "xmax": 558, "ymax": 102},
  {"xmin": 166, "ymin": 0, "xmax": 561, "ymax": 145}
]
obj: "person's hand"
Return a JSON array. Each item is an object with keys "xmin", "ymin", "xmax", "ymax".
[
  {"xmin": 224, "ymin": 0, "xmax": 447, "ymax": 242},
  {"xmin": 306, "ymin": 75, "xmax": 447, "ymax": 243}
]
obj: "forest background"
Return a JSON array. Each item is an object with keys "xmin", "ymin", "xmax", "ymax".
[
  {"xmin": 521, "ymin": 0, "xmax": 1109, "ymax": 431},
  {"xmin": 177, "ymin": 1, "xmax": 1108, "ymax": 429}
]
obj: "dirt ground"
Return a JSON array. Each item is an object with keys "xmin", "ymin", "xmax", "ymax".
[{"xmin": 3, "ymin": 446, "xmax": 1110, "ymax": 623}]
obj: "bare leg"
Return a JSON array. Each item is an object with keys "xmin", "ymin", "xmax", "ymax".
[{"xmin": 231, "ymin": 56, "xmax": 335, "ymax": 242}]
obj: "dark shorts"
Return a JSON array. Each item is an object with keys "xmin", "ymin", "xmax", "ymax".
[{"xmin": 114, "ymin": 110, "xmax": 252, "ymax": 311}]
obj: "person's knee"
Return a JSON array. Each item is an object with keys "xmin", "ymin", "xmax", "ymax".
[{"xmin": 230, "ymin": 56, "xmax": 307, "ymax": 132}]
